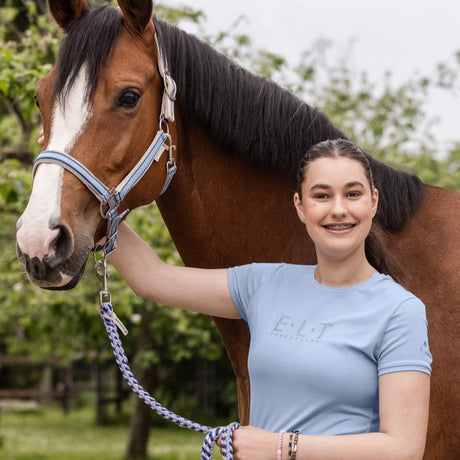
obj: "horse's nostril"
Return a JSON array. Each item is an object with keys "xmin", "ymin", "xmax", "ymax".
[
  {"xmin": 26, "ymin": 256, "xmax": 49, "ymax": 280},
  {"xmin": 48, "ymin": 224, "xmax": 74, "ymax": 268}
]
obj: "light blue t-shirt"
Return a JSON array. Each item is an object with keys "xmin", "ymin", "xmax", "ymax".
[{"xmin": 227, "ymin": 263, "xmax": 432, "ymax": 435}]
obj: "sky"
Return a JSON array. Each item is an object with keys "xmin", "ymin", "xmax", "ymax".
[{"xmin": 167, "ymin": 0, "xmax": 460, "ymax": 154}]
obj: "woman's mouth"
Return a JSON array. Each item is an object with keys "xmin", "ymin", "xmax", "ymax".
[{"xmin": 323, "ymin": 223, "xmax": 356, "ymax": 232}]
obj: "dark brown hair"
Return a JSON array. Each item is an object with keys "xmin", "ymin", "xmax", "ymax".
[
  {"xmin": 296, "ymin": 139, "xmax": 401, "ymax": 279},
  {"xmin": 296, "ymin": 139, "xmax": 374, "ymax": 198}
]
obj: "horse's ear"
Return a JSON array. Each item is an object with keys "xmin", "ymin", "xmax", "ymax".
[
  {"xmin": 117, "ymin": 0, "xmax": 153, "ymax": 34},
  {"xmin": 48, "ymin": 0, "xmax": 90, "ymax": 31}
]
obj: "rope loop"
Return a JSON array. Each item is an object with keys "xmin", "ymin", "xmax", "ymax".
[{"xmin": 99, "ymin": 302, "xmax": 240, "ymax": 459}]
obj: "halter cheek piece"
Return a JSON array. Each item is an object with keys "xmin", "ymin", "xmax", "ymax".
[{"xmin": 32, "ymin": 33, "xmax": 177, "ymax": 257}]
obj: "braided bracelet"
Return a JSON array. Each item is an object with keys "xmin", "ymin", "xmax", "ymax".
[
  {"xmin": 290, "ymin": 430, "xmax": 300, "ymax": 460},
  {"xmin": 276, "ymin": 430, "xmax": 286, "ymax": 460}
]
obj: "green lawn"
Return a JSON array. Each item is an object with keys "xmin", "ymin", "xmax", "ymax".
[{"xmin": 0, "ymin": 406, "xmax": 219, "ymax": 460}]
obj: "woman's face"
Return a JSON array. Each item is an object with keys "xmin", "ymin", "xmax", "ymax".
[{"xmin": 294, "ymin": 156, "xmax": 379, "ymax": 263}]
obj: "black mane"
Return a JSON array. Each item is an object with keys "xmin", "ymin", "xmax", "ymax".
[
  {"xmin": 154, "ymin": 18, "xmax": 425, "ymax": 232},
  {"xmin": 52, "ymin": 6, "xmax": 425, "ymax": 232}
]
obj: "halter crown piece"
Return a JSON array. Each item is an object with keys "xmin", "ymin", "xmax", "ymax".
[{"xmin": 33, "ymin": 33, "xmax": 239, "ymax": 458}]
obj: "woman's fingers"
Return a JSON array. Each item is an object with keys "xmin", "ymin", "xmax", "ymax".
[{"xmin": 215, "ymin": 435, "xmax": 225, "ymax": 456}]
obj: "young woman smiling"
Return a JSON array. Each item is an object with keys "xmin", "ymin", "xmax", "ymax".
[
  {"xmin": 293, "ymin": 139, "xmax": 380, "ymax": 286},
  {"xmin": 107, "ymin": 139, "xmax": 431, "ymax": 460}
]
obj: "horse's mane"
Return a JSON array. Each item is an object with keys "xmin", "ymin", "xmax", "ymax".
[
  {"xmin": 155, "ymin": 19, "xmax": 425, "ymax": 232},
  {"xmin": 53, "ymin": 6, "xmax": 425, "ymax": 232}
]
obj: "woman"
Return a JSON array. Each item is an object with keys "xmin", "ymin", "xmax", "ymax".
[{"xmin": 108, "ymin": 139, "xmax": 431, "ymax": 460}]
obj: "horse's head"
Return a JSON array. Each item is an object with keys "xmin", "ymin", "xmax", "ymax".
[{"xmin": 16, "ymin": 0, "xmax": 173, "ymax": 289}]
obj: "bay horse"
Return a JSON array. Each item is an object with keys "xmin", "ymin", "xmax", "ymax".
[{"xmin": 15, "ymin": 0, "xmax": 459, "ymax": 458}]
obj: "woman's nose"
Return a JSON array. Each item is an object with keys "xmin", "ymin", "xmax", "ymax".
[{"xmin": 331, "ymin": 196, "xmax": 348, "ymax": 217}]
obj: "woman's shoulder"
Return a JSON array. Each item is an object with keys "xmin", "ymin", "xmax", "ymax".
[{"xmin": 373, "ymin": 272, "xmax": 425, "ymax": 310}]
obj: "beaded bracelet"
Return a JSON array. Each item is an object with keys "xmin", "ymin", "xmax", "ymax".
[
  {"xmin": 276, "ymin": 430, "xmax": 286, "ymax": 460},
  {"xmin": 290, "ymin": 430, "xmax": 300, "ymax": 460}
]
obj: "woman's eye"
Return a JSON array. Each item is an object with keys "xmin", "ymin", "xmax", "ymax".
[
  {"xmin": 314, "ymin": 193, "xmax": 329, "ymax": 199},
  {"xmin": 118, "ymin": 90, "xmax": 140, "ymax": 108},
  {"xmin": 347, "ymin": 191, "xmax": 361, "ymax": 198}
]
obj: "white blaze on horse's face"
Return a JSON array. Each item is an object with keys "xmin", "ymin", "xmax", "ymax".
[
  {"xmin": 48, "ymin": 65, "xmax": 92, "ymax": 153},
  {"xmin": 16, "ymin": 66, "xmax": 91, "ymax": 286}
]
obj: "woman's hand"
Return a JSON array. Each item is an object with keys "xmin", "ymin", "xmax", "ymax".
[{"xmin": 218, "ymin": 425, "xmax": 278, "ymax": 460}]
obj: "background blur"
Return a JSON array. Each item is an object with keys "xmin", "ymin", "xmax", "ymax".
[{"xmin": 0, "ymin": 1, "xmax": 459, "ymax": 459}]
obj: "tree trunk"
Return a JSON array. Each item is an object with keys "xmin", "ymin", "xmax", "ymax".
[
  {"xmin": 125, "ymin": 367, "xmax": 156, "ymax": 459},
  {"xmin": 125, "ymin": 305, "xmax": 156, "ymax": 459},
  {"xmin": 94, "ymin": 350, "xmax": 108, "ymax": 424}
]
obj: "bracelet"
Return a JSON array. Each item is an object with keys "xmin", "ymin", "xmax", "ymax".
[
  {"xmin": 288, "ymin": 431, "xmax": 294, "ymax": 458},
  {"xmin": 276, "ymin": 430, "xmax": 286, "ymax": 460},
  {"xmin": 290, "ymin": 430, "xmax": 300, "ymax": 460}
]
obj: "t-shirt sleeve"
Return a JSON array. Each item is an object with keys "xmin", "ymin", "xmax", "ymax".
[
  {"xmin": 377, "ymin": 297, "xmax": 432, "ymax": 376},
  {"xmin": 227, "ymin": 263, "xmax": 281, "ymax": 321}
]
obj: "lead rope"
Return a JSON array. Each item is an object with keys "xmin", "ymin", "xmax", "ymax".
[{"xmin": 94, "ymin": 253, "xmax": 240, "ymax": 460}]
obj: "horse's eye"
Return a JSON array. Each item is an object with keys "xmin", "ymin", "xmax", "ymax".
[
  {"xmin": 34, "ymin": 94, "xmax": 40, "ymax": 109},
  {"xmin": 118, "ymin": 90, "xmax": 140, "ymax": 108}
]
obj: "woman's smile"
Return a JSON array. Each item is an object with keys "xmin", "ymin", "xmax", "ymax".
[{"xmin": 322, "ymin": 223, "xmax": 357, "ymax": 233}]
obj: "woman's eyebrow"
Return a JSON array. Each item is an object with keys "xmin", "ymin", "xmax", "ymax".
[
  {"xmin": 345, "ymin": 181, "xmax": 365, "ymax": 188},
  {"xmin": 310, "ymin": 183, "xmax": 331, "ymax": 190}
]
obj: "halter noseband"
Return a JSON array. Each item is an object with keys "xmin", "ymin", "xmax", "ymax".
[{"xmin": 33, "ymin": 33, "xmax": 177, "ymax": 256}]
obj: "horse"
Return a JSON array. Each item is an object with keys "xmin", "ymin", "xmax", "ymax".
[{"xmin": 15, "ymin": 0, "xmax": 459, "ymax": 458}]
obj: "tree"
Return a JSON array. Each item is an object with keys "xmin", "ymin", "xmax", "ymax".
[{"xmin": 0, "ymin": 0, "xmax": 57, "ymax": 161}]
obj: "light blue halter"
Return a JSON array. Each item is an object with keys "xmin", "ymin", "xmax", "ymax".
[
  {"xmin": 33, "ymin": 129, "xmax": 176, "ymax": 256},
  {"xmin": 33, "ymin": 34, "xmax": 239, "ymax": 459},
  {"xmin": 33, "ymin": 31, "xmax": 178, "ymax": 256}
]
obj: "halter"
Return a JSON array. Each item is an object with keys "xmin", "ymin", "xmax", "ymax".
[{"xmin": 33, "ymin": 33, "xmax": 177, "ymax": 257}]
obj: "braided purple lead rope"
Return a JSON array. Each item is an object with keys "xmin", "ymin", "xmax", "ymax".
[{"xmin": 99, "ymin": 302, "xmax": 240, "ymax": 460}]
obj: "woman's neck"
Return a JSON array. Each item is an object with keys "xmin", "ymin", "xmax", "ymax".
[{"xmin": 315, "ymin": 249, "xmax": 376, "ymax": 287}]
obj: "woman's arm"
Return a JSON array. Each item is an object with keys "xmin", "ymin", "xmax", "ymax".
[
  {"xmin": 230, "ymin": 371, "xmax": 430, "ymax": 460},
  {"xmin": 108, "ymin": 222, "xmax": 240, "ymax": 319}
]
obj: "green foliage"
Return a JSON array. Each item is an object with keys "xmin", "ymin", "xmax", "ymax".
[
  {"xmin": 156, "ymin": 4, "xmax": 205, "ymax": 25},
  {"xmin": 0, "ymin": 159, "xmax": 31, "ymax": 211},
  {"xmin": 0, "ymin": 0, "xmax": 60, "ymax": 158}
]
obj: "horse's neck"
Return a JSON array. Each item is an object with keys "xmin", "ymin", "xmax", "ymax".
[{"xmin": 157, "ymin": 114, "xmax": 317, "ymax": 269}]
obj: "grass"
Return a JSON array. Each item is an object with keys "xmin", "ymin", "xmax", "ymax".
[{"xmin": 0, "ymin": 405, "xmax": 219, "ymax": 460}]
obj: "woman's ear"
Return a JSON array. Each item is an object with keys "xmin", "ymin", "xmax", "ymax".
[
  {"xmin": 371, "ymin": 188, "xmax": 379, "ymax": 218},
  {"xmin": 294, "ymin": 192, "xmax": 306, "ymax": 224}
]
